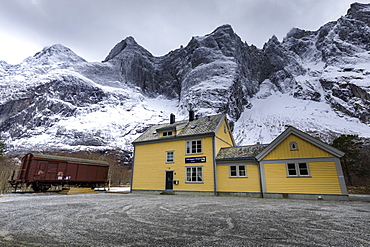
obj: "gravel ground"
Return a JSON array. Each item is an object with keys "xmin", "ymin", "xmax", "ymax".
[{"xmin": 0, "ymin": 192, "xmax": 369, "ymax": 247}]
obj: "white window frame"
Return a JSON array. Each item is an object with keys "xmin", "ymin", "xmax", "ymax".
[
  {"xmin": 229, "ymin": 165, "xmax": 247, "ymax": 178},
  {"xmin": 290, "ymin": 141, "xmax": 298, "ymax": 151},
  {"xmin": 186, "ymin": 139, "xmax": 202, "ymax": 154},
  {"xmin": 166, "ymin": 151, "xmax": 174, "ymax": 163},
  {"xmin": 186, "ymin": 166, "xmax": 203, "ymax": 183},
  {"xmin": 162, "ymin": 131, "xmax": 173, "ymax": 137},
  {"xmin": 286, "ymin": 162, "xmax": 310, "ymax": 177}
]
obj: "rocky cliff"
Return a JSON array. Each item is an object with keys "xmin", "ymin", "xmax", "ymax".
[{"xmin": 0, "ymin": 2, "xmax": 369, "ymax": 154}]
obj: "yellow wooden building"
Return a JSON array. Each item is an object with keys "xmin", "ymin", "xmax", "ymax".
[
  {"xmin": 132, "ymin": 112, "xmax": 235, "ymax": 194},
  {"xmin": 216, "ymin": 126, "xmax": 348, "ymax": 200},
  {"xmin": 132, "ymin": 114, "xmax": 348, "ymax": 200}
]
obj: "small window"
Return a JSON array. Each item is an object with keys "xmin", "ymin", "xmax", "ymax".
[
  {"xmin": 298, "ymin": 163, "xmax": 309, "ymax": 176},
  {"xmin": 287, "ymin": 163, "xmax": 297, "ymax": 176},
  {"xmin": 186, "ymin": 166, "xmax": 203, "ymax": 182},
  {"xmin": 162, "ymin": 131, "xmax": 173, "ymax": 137},
  {"xmin": 166, "ymin": 151, "xmax": 174, "ymax": 163},
  {"xmin": 186, "ymin": 140, "xmax": 202, "ymax": 154},
  {"xmin": 290, "ymin": 141, "xmax": 298, "ymax": 151},
  {"xmin": 230, "ymin": 165, "xmax": 247, "ymax": 177},
  {"xmin": 286, "ymin": 163, "xmax": 310, "ymax": 177}
]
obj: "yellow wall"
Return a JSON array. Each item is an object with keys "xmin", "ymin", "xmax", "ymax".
[
  {"xmin": 215, "ymin": 120, "xmax": 234, "ymax": 153},
  {"xmin": 217, "ymin": 164, "xmax": 260, "ymax": 192},
  {"xmin": 264, "ymin": 134, "xmax": 332, "ymax": 160},
  {"xmin": 133, "ymin": 119, "xmax": 235, "ymax": 192},
  {"xmin": 133, "ymin": 136, "xmax": 216, "ymax": 192},
  {"xmin": 264, "ymin": 162, "xmax": 341, "ymax": 194},
  {"xmin": 262, "ymin": 133, "xmax": 342, "ymax": 195}
]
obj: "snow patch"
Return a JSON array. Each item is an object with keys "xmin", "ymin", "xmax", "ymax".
[{"xmin": 234, "ymin": 93, "xmax": 370, "ymax": 145}]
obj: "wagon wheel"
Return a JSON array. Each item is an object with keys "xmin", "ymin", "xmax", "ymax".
[
  {"xmin": 40, "ymin": 184, "xmax": 51, "ymax": 192},
  {"xmin": 32, "ymin": 184, "xmax": 50, "ymax": 192},
  {"xmin": 32, "ymin": 184, "xmax": 41, "ymax": 192}
]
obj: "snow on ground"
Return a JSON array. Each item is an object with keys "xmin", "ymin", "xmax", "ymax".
[
  {"xmin": 233, "ymin": 93, "xmax": 370, "ymax": 145},
  {"xmin": 95, "ymin": 187, "xmax": 130, "ymax": 193}
]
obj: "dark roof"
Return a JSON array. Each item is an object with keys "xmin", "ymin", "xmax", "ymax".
[
  {"xmin": 28, "ymin": 153, "xmax": 109, "ymax": 166},
  {"xmin": 216, "ymin": 144, "xmax": 269, "ymax": 160},
  {"xmin": 133, "ymin": 114, "xmax": 226, "ymax": 144}
]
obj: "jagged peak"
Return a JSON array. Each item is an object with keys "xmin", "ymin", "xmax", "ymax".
[
  {"xmin": 34, "ymin": 44, "xmax": 74, "ymax": 57},
  {"xmin": 121, "ymin": 36, "xmax": 137, "ymax": 45},
  {"xmin": 211, "ymin": 24, "xmax": 235, "ymax": 35},
  {"xmin": 103, "ymin": 36, "xmax": 143, "ymax": 62},
  {"xmin": 285, "ymin": 28, "xmax": 314, "ymax": 40},
  {"xmin": 346, "ymin": 2, "xmax": 370, "ymax": 24},
  {"xmin": 24, "ymin": 44, "xmax": 86, "ymax": 65},
  {"xmin": 263, "ymin": 35, "xmax": 280, "ymax": 48}
]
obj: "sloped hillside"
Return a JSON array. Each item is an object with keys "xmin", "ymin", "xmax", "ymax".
[{"xmin": 0, "ymin": 2, "xmax": 369, "ymax": 154}]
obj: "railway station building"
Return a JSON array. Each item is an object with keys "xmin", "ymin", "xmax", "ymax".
[{"xmin": 131, "ymin": 112, "xmax": 348, "ymax": 200}]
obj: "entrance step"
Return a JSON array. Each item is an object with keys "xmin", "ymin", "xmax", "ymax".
[{"xmin": 160, "ymin": 190, "xmax": 175, "ymax": 195}]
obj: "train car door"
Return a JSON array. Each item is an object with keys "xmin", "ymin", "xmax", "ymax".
[
  {"xmin": 57, "ymin": 163, "xmax": 67, "ymax": 180},
  {"xmin": 45, "ymin": 162, "xmax": 57, "ymax": 180},
  {"xmin": 34, "ymin": 162, "xmax": 47, "ymax": 180}
]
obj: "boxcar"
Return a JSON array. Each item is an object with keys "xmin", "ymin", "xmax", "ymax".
[{"xmin": 9, "ymin": 153, "xmax": 109, "ymax": 192}]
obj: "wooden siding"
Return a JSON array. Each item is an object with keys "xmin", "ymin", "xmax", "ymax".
[
  {"xmin": 215, "ymin": 120, "xmax": 234, "ymax": 153},
  {"xmin": 217, "ymin": 164, "xmax": 260, "ymax": 192},
  {"xmin": 264, "ymin": 162, "xmax": 342, "ymax": 194},
  {"xmin": 132, "ymin": 137, "xmax": 215, "ymax": 192},
  {"xmin": 263, "ymin": 134, "xmax": 332, "ymax": 160}
]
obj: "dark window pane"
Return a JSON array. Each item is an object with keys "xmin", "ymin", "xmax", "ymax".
[
  {"xmin": 287, "ymin": 163, "xmax": 297, "ymax": 176},
  {"xmin": 299, "ymin": 163, "xmax": 309, "ymax": 175},
  {"xmin": 192, "ymin": 167, "xmax": 197, "ymax": 181},
  {"xmin": 191, "ymin": 141, "xmax": 196, "ymax": 153},
  {"xmin": 186, "ymin": 142, "xmax": 190, "ymax": 154},
  {"xmin": 198, "ymin": 167, "xmax": 202, "ymax": 181},
  {"xmin": 230, "ymin": 166, "xmax": 237, "ymax": 176},
  {"xmin": 197, "ymin": 140, "xmax": 202, "ymax": 153},
  {"xmin": 239, "ymin": 166, "xmax": 246, "ymax": 176}
]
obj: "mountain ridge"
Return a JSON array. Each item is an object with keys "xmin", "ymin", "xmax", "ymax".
[{"xmin": 0, "ymin": 2, "xmax": 369, "ymax": 155}]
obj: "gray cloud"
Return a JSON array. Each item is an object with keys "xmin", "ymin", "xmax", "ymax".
[{"xmin": 0, "ymin": 0, "xmax": 360, "ymax": 64}]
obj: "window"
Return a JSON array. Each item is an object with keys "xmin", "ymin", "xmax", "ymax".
[
  {"xmin": 230, "ymin": 165, "xmax": 247, "ymax": 177},
  {"xmin": 162, "ymin": 131, "xmax": 173, "ymax": 137},
  {"xmin": 166, "ymin": 151, "xmax": 174, "ymax": 163},
  {"xmin": 290, "ymin": 141, "xmax": 298, "ymax": 151},
  {"xmin": 186, "ymin": 140, "xmax": 202, "ymax": 154},
  {"xmin": 286, "ymin": 163, "xmax": 310, "ymax": 177},
  {"xmin": 186, "ymin": 166, "xmax": 203, "ymax": 182}
]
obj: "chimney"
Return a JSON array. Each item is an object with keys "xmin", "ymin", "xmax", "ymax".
[
  {"xmin": 189, "ymin": 110, "xmax": 195, "ymax": 122},
  {"xmin": 170, "ymin": 113, "xmax": 175, "ymax": 124}
]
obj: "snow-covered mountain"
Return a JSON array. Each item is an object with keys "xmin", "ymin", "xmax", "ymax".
[{"xmin": 1, "ymin": 2, "xmax": 370, "ymax": 155}]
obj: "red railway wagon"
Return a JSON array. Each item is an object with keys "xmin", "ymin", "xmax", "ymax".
[{"xmin": 9, "ymin": 153, "xmax": 109, "ymax": 192}]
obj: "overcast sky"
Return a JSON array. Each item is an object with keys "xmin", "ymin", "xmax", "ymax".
[{"xmin": 0, "ymin": 0, "xmax": 363, "ymax": 64}]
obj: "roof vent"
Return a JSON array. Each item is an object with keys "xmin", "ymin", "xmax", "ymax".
[{"xmin": 189, "ymin": 110, "xmax": 195, "ymax": 122}]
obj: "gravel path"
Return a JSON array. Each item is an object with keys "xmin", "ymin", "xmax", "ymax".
[{"xmin": 0, "ymin": 192, "xmax": 369, "ymax": 246}]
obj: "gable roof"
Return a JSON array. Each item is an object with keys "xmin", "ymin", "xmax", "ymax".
[
  {"xmin": 132, "ymin": 114, "xmax": 226, "ymax": 144},
  {"xmin": 216, "ymin": 144, "xmax": 269, "ymax": 161},
  {"xmin": 255, "ymin": 126, "xmax": 345, "ymax": 161}
]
